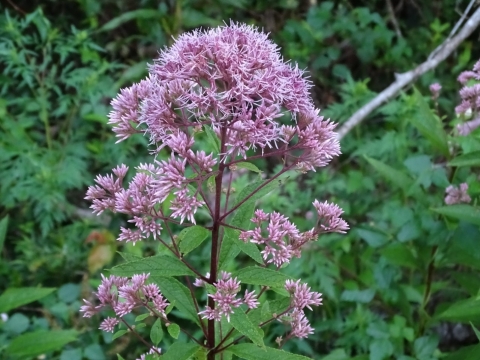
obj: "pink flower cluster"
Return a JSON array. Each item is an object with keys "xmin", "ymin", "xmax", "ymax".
[
  {"xmin": 445, "ymin": 183, "xmax": 471, "ymax": 205},
  {"xmin": 199, "ymin": 271, "xmax": 259, "ymax": 322},
  {"xmin": 80, "ymin": 273, "xmax": 169, "ymax": 333},
  {"xmin": 107, "ymin": 24, "xmax": 339, "ymax": 166},
  {"xmin": 283, "ymin": 279, "xmax": 322, "ymax": 339},
  {"xmin": 456, "ymin": 60, "xmax": 480, "ymax": 116},
  {"xmin": 240, "ymin": 201, "xmax": 348, "ymax": 267}
]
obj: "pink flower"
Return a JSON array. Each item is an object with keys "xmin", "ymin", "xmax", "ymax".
[
  {"xmin": 99, "ymin": 317, "xmax": 119, "ymax": 333},
  {"xmin": 445, "ymin": 183, "xmax": 471, "ymax": 205},
  {"xmin": 199, "ymin": 272, "xmax": 258, "ymax": 322},
  {"xmin": 312, "ymin": 200, "xmax": 349, "ymax": 233},
  {"xmin": 429, "ymin": 83, "xmax": 441, "ymax": 99},
  {"xmin": 282, "ymin": 279, "xmax": 322, "ymax": 339}
]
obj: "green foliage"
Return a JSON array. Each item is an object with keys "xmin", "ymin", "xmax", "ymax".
[{"xmin": 2, "ymin": 1, "xmax": 480, "ymax": 359}]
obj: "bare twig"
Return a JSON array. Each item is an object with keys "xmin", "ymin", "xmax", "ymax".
[
  {"xmin": 387, "ymin": 0, "xmax": 403, "ymax": 38},
  {"xmin": 337, "ymin": 5, "xmax": 480, "ymax": 140}
]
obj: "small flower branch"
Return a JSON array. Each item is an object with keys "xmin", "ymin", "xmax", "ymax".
[
  {"xmin": 214, "ymin": 306, "xmax": 294, "ymax": 354},
  {"xmin": 219, "ymin": 165, "xmax": 293, "ymax": 222},
  {"xmin": 119, "ymin": 318, "xmax": 162, "ymax": 356}
]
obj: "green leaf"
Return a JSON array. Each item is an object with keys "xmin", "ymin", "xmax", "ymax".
[
  {"xmin": 161, "ymin": 342, "xmax": 201, "ymax": 360},
  {"xmin": 135, "ymin": 313, "xmax": 150, "ymax": 322},
  {"xmin": 110, "ymin": 255, "xmax": 195, "ymax": 277},
  {"xmin": 364, "ymin": 156, "xmax": 414, "ymax": 192},
  {"xmin": 369, "ymin": 339, "xmax": 394, "ymax": 360},
  {"xmin": 443, "ymin": 344, "xmax": 480, "ymax": 360},
  {"xmin": 470, "ymin": 322, "xmax": 480, "ymax": 341},
  {"xmin": 112, "ymin": 330, "xmax": 129, "ymax": 340},
  {"xmin": 6, "ymin": 330, "xmax": 77, "ymax": 357},
  {"xmin": 224, "ymin": 227, "xmax": 263, "ymax": 264},
  {"xmin": 152, "ymin": 276, "xmax": 200, "ymax": 325},
  {"xmin": 117, "ymin": 355, "xmax": 126, "ymax": 360},
  {"xmin": 230, "ymin": 308, "xmax": 264, "ymax": 348},
  {"xmin": 118, "ymin": 252, "xmax": 143, "ymax": 262},
  {"xmin": 204, "ymin": 125, "xmax": 220, "ymax": 153},
  {"xmin": 235, "ymin": 162, "xmax": 263, "ymax": 174},
  {"xmin": 413, "ymin": 335, "xmax": 438, "ymax": 359},
  {"xmin": 178, "ymin": 226, "xmax": 210, "ymax": 255},
  {"xmin": 167, "ymin": 323, "xmax": 180, "ymax": 339},
  {"xmin": 381, "ymin": 243, "xmax": 417, "ymax": 268},
  {"xmin": 0, "ymin": 287, "xmax": 56, "ymax": 313},
  {"xmin": 234, "ymin": 178, "xmax": 285, "ymax": 209},
  {"xmin": 0, "ymin": 216, "xmax": 8, "ymax": 253},
  {"xmin": 228, "ymin": 344, "xmax": 311, "ymax": 359},
  {"xmin": 448, "ymin": 151, "xmax": 480, "ymax": 167},
  {"xmin": 340, "ymin": 289, "xmax": 375, "ymax": 303},
  {"xmin": 431, "ymin": 204, "xmax": 480, "ymax": 226},
  {"xmin": 436, "ymin": 297, "xmax": 480, "ymax": 323},
  {"xmin": 409, "ymin": 88, "xmax": 449, "ymax": 157},
  {"xmin": 150, "ymin": 319, "xmax": 163, "ymax": 346},
  {"xmin": 233, "ymin": 267, "xmax": 292, "ymax": 288},
  {"xmin": 98, "ymin": 9, "xmax": 161, "ymax": 32}
]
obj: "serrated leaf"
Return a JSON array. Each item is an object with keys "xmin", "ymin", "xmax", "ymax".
[
  {"xmin": 167, "ymin": 323, "xmax": 180, "ymax": 339},
  {"xmin": 443, "ymin": 344, "xmax": 480, "ymax": 360},
  {"xmin": 152, "ymin": 277, "xmax": 200, "ymax": 325},
  {"xmin": 228, "ymin": 344, "xmax": 311, "ymax": 359},
  {"xmin": 364, "ymin": 156, "xmax": 413, "ymax": 192},
  {"xmin": 0, "ymin": 287, "xmax": 56, "ymax": 313},
  {"xmin": 470, "ymin": 322, "xmax": 480, "ymax": 341},
  {"xmin": 233, "ymin": 267, "xmax": 292, "ymax": 288},
  {"xmin": 118, "ymin": 252, "xmax": 143, "ymax": 262},
  {"xmin": 150, "ymin": 319, "xmax": 163, "ymax": 346},
  {"xmin": 6, "ymin": 330, "xmax": 77, "ymax": 357},
  {"xmin": 161, "ymin": 342, "xmax": 201, "ymax": 360},
  {"xmin": 112, "ymin": 330, "xmax": 129, "ymax": 340},
  {"xmin": 436, "ymin": 297, "xmax": 480, "ymax": 323},
  {"xmin": 135, "ymin": 313, "xmax": 150, "ymax": 322},
  {"xmin": 340, "ymin": 289, "xmax": 375, "ymax": 303},
  {"xmin": 110, "ymin": 255, "xmax": 195, "ymax": 277},
  {"xmin": 223, "ymin": 227, "xmax": 263, "ymax": 265},
  {"xmin": 204, "ymin": 125, "xmax": 220, "ymax": 153},
  {"xmin": 178, "ymin": 226, "xmax": 210, "ymax": 255},
  {"xmin": 98, "ymin": 9, "xmax": 161, "ymax": 32},
  {"xmin": 409, "ymin": 88, "xmax": 449, "ymax": 157},
  {"xmin": 230, "ymin": 308, "xmax": 264, "ymax": 348},
  {"xmin": 236, "ymin": 162, "xmax": 262, "ymax": 173},
  {"xmin": 448, "ymin": 151, "xmax": 480, "ymax": 167},
  {"xmin": 234, "ymin": 178, "xmax": 285, "ymax": 209},
  {"xmin": 0, "ymin": 216, "xmax": 8, "ymax": 253},
  {"xmin": 432, "ymin": 204, "xmax": 480, "ymax": 226}
]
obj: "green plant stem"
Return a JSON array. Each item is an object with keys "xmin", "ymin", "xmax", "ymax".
[{"xmin": 119, "ymin": 318, "xmax": 161, "ymax": 355}]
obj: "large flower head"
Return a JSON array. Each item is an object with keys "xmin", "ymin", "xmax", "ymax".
[{"xmin": 109, "ymin": 22, "xmax": 340, "ymax": 167}]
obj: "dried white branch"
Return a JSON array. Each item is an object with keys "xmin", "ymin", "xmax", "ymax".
[{"xmin": 336, "ymin": 5, "xmax": 480, "ymax": 140}]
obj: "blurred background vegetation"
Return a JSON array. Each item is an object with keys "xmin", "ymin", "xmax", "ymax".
[{"xmin": 1, "ymin": 0, "xmax": 480, "ymax": 359}]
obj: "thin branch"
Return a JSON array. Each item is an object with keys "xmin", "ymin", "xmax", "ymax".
[
  {"xmin": 387, "ymin": 0, "xmax": 403, "ymax": 38},
  {"xmin": 429, "ymin": 0, "xmax": 476, "ymax": 60},
  {"xmin": 336, "ymin": 5, "xmax": 480, "ymax": 140}
]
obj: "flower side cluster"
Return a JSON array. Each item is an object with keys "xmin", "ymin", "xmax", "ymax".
[
  {"xmin": 80, "ymin": 274, "xmax": 168, "ymax": 333},
  {"xmin": 445, "ymin": 183, "xmax": 471, "ymax": 205},
  {"xmin": 240, "ymin": 201, "xmax": 348, "ymax": 267},
  {"xmin": 198, "ymin": 271, "xmax": 259, "ymax": 322},
  {"xmin": 456, "ymin": 60, "xmax": 480, "ymax": 116},
  {"xmin": 283, "ymin": 280, "xmax": 322, "ymax": 339}
]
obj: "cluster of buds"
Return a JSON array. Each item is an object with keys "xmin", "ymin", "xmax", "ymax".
[
  {"xmin": 80, "ymin": 274, "xmax": 168, "ymax": 333},
  {"xmin": 283, "ymin": 280, "xmax": 323, "ymax": 339},
  {"xmin": 445, "ymin": 183, "xmax": 471, "ymax": 205},
  {"xmin": 198, "ymin": 272, "xmax": 259, "ymax": 322}
]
